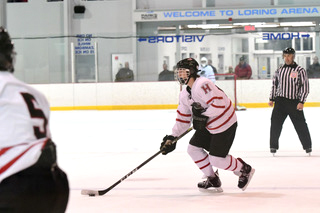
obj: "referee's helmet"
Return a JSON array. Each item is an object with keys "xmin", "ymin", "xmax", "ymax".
[{"xmin": 283, "ymin": 47, "xmax": 295, "ymax": 54}]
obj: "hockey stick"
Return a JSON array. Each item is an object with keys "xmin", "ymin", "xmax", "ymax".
[{"xmin": 81, "ymin": 126, "xmax": 193, "ymax": 197}]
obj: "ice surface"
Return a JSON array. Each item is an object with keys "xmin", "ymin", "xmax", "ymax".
[{"xmin": 50, "ymin": 107, "xmax": 320, "ymax": 213}]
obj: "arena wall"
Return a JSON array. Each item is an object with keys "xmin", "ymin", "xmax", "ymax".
[{"xmin": 31, "ymin": 79, "xmax": 320, "ymax": 110}]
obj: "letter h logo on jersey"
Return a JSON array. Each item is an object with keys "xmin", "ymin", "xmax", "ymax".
[{"xmin": 201, "ymin": 84, "xmax": 211, "ymax": 94}]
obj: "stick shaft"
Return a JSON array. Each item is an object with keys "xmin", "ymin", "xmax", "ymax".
[
  {"xmin": 98, "ymin": 150, "xmax": 162, "ymax": 195},
  {"xmin": 82, "ymin": 127, "xmax": 193, "ymax": 196}
]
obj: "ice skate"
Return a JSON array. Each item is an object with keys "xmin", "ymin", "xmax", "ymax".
[
  {"xmin": 237, "ymin": 158, "xmax": 255, "ymax": 191},
  {"xmin": 305, "ymin": 148, "xmax": 312, "ymax": 156},
  {"xmin": 198, "ymin": 170, "xmax": 223, "ymax": 193},
  {"xmin": 270, "ymin": 148, "xmax": 277, "ymax": 157}
]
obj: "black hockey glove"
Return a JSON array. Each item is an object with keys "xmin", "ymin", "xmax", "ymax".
[
  {"xmin": 160, "ymin": 135, "xmax": 177, "ymax": 155},
  {"xmin": 191, "ymin": 102, "xmax": 208, "ymax": 131}
]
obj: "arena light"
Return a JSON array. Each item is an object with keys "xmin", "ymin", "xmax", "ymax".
[
  {"xmin": 233, "ymin": 21, "xmax": 315, "ymax": 28},
  {"xmin": 280, "ymin": 22, "xmax": 315, "ymax": 27},
  {"xmin": 254, "ymin": 23, "xmax": 279, "ymax": 28},
  {"xmin": 233, "ymin": 22, "xmax": 266, "ymax": 26},
  {"xmin": 233, "ymin": 22, "xmax": 279, "ymax": 28},
  {"xmin": 187, "ymin": 24, "xmax": 220, "ymax": 29},
  {"xmin": 217, "ymin": 25, "xmax": 234, "ymax": 29}
]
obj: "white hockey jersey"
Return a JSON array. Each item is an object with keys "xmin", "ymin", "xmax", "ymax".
[
  {"xmin": 172, "ymin": 77, "xmax": 237, "ymax": 137},
  {"xmin": 0, "ymin": 71, "xmax": 51, "ymax": 183},
  {"xmin": 198, "ymin": 65, "xmax": 216, "ymax": 83}
]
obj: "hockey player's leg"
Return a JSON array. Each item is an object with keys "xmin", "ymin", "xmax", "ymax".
[
  {"xmin": 0, "ymin": 167, "xmax": 69, "ymax": 213},
  {"xmin": 187, "ymin": 144, "xmax": 215, "ymax": 177},
  {"xmin": 209, "ymin": 155, "xmax": 254, "ymax": 191},
  {"xmin": 270, "ymin": 103, "xmax": 287, "ymax": 155},
  {"xmin": 288, "ymin": 110, "xmax": 312, "ymax": 155},
  {"xmin": 51, "ymin": 166, "xmax": 70, "ymax": 212},
  {"xmin": 187, "ymin": 144, "xmax": 223, "ymax": 192}
]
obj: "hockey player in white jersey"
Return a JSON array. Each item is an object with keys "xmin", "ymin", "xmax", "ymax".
[
  {"xmin": 160, "ymin": 58, "xmax": 255, "ymax": 192},
  {"xmin": 0, "ymin": 27, "xmax": 69, "ymax": 212},
  {"xmin": 198, "ymin": 57, "xmax": 216, "ymax": 83}
]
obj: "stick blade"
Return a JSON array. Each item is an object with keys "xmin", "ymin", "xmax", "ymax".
[{"xmin": 81, "ymin": 189, "xmax": 100, "ymax": 196}]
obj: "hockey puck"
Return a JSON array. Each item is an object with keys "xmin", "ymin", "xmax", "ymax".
[{"xmin": 89, "ymin": 194, "xmax": 95, "ymax": 197}]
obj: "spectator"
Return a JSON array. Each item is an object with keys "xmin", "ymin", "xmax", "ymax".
[
  {"xmin": 115, "ymin": 62, "xmax": 134, "ymax": 82},
  {"xmin": 235, "ymin": 57, "xmax": 252, "ymax": 79},
  {"xmin": 198, "ymin": 57, "xmax": 216, "ymax": 83},
  {"xmin": 208, "ymin": 59, "xmax": 218, "ymax": 74},
  {"xmin": 225, "ymin": 66, "xmax": 235, "ymax": 80},
  {"xmin": 158, "ymin": 63, "xmax": 174, "ymax": 81},
  {"xmin": 228, "ymin": 66, "xmax": 234, "ymax": 74},
  {"xmin": 307, "ymin": 56, "xmax": 320, "ymax": 78}
]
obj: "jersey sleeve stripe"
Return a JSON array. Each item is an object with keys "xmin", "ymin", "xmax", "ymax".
[
  {"xmin": 211, "ymin": 103, "xmax": 225, "ymax": 108},
  {"xmin": 206, "ymin": 96, "xmax": 223, "ymax": 105},
  {"xmin": 207, "ymin": 107, "xmax": 235, "ymax": 130},
  {"xmin": 176, "ymin": 118, "xmax": 191, "ymax": 124},
  {"xmin": 207, "ymin": 100, "xmax": 232, "ymax": 125},
  {"xmin": 0, "ymin": 147, "xmax": 12, "ymax": 156},
  {"xmin": 0, "ymin": 140, "xmax": 45, "ymax": 175},
  {"xmin": 0, "ymin": 142, "xmax": 32, "ymax": 155},
  {"xmin": 177, "ymin": 110, "xmax": 192, "ymax": 117}
]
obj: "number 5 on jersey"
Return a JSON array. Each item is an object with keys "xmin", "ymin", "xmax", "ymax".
[{"xmin": 21, "ymin": 92, "xmax": 48, "ymax": 139}]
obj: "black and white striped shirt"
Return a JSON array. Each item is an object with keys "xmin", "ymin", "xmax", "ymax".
[{"xmin": 270, "ymin": 62, "xmax": 309, "ymax": 103}]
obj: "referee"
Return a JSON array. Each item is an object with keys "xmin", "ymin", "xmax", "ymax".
[{"xmin": 268, "ymin": 47, "xmax": 312, "ymax": 155}]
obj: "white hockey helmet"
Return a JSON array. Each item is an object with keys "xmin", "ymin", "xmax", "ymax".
[{"xmin": 200, "ymin": 57, "xmax": 208, "ymax": 67}]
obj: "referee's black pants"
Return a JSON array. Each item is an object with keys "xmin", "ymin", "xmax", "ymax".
[{"xmin": 270, "ymin": 97, "xmax": 312, "ymax": 150}]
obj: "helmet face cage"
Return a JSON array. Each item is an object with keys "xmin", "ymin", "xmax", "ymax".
[
  {"xmin": 175, "ymin": 58, "xmax": 199, "ymax": 85},
  {"xmin": 175, "ymin": 68, "xmax": 190, "ymax": 85}
]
